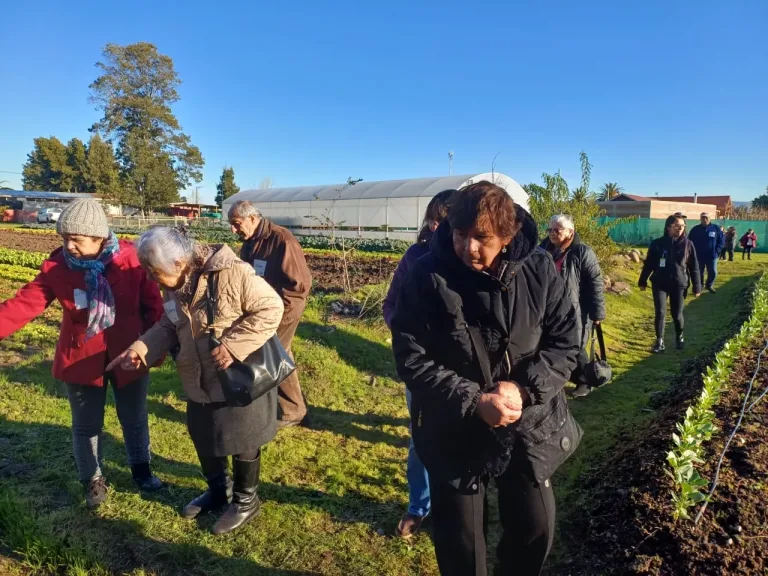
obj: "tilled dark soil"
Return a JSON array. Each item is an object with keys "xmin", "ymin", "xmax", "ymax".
[
  {"xmin": 0, "ymin": 230, "xmax": 398, "ymax": 292},
  {"xmin": 549, "ymin": 342, "xmax": 768, "ymax": 575}
]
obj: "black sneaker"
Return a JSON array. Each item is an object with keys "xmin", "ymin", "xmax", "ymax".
[
  {"xmin": 676, "ymin": 335, "xmax": 685, "ymax": 350},
  {"xmin": 85, "ymin": 476, "xmax": 108, "ymax": 509},
  {"xmin": 707, "ymin": 286, "xmax": 716, "ymax": 294},
  {"xmin": 652, "ymin": 339, "xmax": 666, "ymax": 353}
]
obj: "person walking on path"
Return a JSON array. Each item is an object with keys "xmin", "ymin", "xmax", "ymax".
[
  {"xmin": 639, "ymin": 214, "xmax": 701, "ymax": 353},
  {"xmin": 383, "ymin": 188, "xmax": 455, "ymax": 539},
  {"xmin": 539, "ymin": 214, "xmax": 606, "ymax": 398},
  {"xmin": 108, "ymin": 227, "xmax": 284, "ymax": 535},
  {"xmin": 229, "ymin": 200, "xmax": 312, "ymax": 429},
  {"xmin": 0, "ymin": 199, "xmax": 164, "ymax": 508},
  {"xmin": 740, "ymin": 229, "xmax": 758, "ymax": 260},
  {"xmin": 687, "ymin": 212, "xmax": 724, "ymax": 293},
  {"xmin": 721, "ymin": 226, "xmax": 737, "ymax": 261},
  {"xmin": 392, "ymin": 182, "xmax": 580, "ymax": 576}
]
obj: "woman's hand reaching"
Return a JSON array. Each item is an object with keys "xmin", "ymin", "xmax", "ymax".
[{"xmin": 106, "ymin": 349, "xmax": 142, "ymax": 372}]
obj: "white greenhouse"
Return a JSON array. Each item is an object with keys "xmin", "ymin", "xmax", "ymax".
[{"xmin": 222, "ymin": 173, "xmax": 529, "ymax": 241}]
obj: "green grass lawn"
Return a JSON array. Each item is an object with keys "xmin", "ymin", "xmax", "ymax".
[{"xmin": 0, "ymin": 253, "xmax": 766, "ymax": 575}]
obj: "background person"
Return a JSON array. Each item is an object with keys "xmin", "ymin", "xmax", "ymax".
[
  {"xmin": 539, "ymin": 214, "xmax": 606, "ymax": 398},
  {"xmin": 108, "ymin": 228, "xmax": 284, "ymax": 535},
  {"xmin": 0, "ymin": 199, "xmax": 164, "ymax": 508},
  {"xmin": 740, "ymin": 229, "xmax": 758, "ymax": 260},
  {"xmin": 391, "ymin": 182, "xmax": 580, "ymax": 576},
  {"xmin": 687, "ymin": 212, "xmax": 724, "ymax": 293},
  {"xmin": 722, "ymin": 226, "xmax": 737, "ymax": 261},
  {"xmin": 638, "ymin": 214, "xmax": 701, "ymax": 353},
  {"xmin": 383, "ymin": 188, "xmax": 455, "ymax": 539},
  {"xmin": 229, "ymin": 200, "xmax": 312, "ymax": 429}
]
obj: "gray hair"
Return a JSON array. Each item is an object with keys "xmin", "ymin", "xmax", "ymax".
[
  {"xmin": 549, "ymin": 214, "xmax": 575, "ymax": 231},
  {"xmin": 228, "ymin": 200, "xmax": 261, "ymax": 221},
  {"xmin": 136, "ymin": 227, "xmax": 195, "ymax": 274}
]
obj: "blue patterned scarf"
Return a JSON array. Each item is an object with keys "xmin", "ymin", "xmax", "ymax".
[{"xmin": 63, "ymin": 233, "xmax": 120, "ymax": 340}]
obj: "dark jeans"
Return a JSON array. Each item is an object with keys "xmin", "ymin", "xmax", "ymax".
[
  {"xmin": 743, "ymin": 246, "xmax": 753, "ymax": 260},
  {"xmin": 698, "ymin": 257, "xmax": 717, "ymax": 289},
  {"xmin": 66, "ymin": 375, "xmax": 151, "ymax": 482},
  {"xmin": 429, "ymin": 458, "xmax": 556, "ymax": 576},
  {"xmin": 653, "ymin": 287, "xmax": 685, "ymax": 340},
  {"xmin": 720, "ymin": 247, "xmax": 734, "ymax": 261}
]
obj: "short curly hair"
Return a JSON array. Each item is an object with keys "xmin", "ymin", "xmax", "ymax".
[{"xmin": 448, "ymin": 180, "xmax": 519, "ymax": 239}]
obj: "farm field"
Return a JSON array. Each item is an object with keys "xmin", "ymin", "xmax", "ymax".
[{"xmin": 0, "ymin": 232, "xmax": 767, "ymax": 575}]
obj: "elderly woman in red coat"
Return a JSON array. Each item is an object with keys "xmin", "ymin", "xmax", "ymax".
[{"xmin": 0, "ymin": 200, "xmax": 164, "ymax": 508}]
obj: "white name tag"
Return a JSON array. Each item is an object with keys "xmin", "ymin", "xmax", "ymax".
[
  {"xmin": 74, "ymin": 289, "xmax": 88, "ymax": 310},
  {"xmin": 659, "ymin": 258, "xmax": 666, "ymax": 268},
  {"xmin": 709, "ymin": 231, "xmax": 716, "ymax": 238},
  {"xmin": 253, "ymin": 259, "xmax": 267, "ymax": 277},
  {"xmin": 164, "ymin": 301, "xmax": 180, "ymax": 324}
]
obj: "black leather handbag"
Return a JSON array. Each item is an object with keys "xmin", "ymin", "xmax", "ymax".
[
  {"xmin": 585, "ymin": 323, "xmax": 612, "ymax": 388},
  {"xmin": 206, "ymin": 272, "xmax": 296, "ymax": 407}
]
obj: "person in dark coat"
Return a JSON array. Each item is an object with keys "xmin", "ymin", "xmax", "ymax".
[
  {"xmin": 721, "ymin": 226, "xmax": 736, "ymax": 261},
  {"xmin": 687, "ymin": 212, "xmax": 724, "ymax": 293},
  {"xmin": 739, "ymin": 229, "xmax": 758, "ymax": 260},
  {"xmin": 383, "ymin": 188, "xmax": 456, "ymax": 539},
  {"xmin": 391, "ymin": 181, "xmax": 580, "ymax": 576},
  {"xmin": 540, "ymin": 214, "xmax": 606, "ymax": 398},
  {"xmin": 639, "ymin": 214, "xmax": 701, "ymax": 353}
]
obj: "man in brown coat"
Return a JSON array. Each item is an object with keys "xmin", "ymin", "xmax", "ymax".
[{"xmin": 228, "ymin": 200, "xmax": 313, "ymax": 428}]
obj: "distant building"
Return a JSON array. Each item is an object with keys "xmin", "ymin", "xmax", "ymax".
[
  {"xmin": 654, "ymin": 195, "xmax": 733, "ymax": 218},
  {"xmin": 166, "ymin": 202, "xmax": 220, "ymax": 219},
  {"xmin": 598, "ymin": 193, "xmax": 718, "ymax": 220},
  {"xmin": 223, "ymin": 173, "xmax": 529, "ymax": 241}
]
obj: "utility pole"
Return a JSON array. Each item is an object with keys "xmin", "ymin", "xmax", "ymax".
[
  {"xmin": 448, "ymin": 151, "xmax": 454, "ymax": 176},
  {"xmin": 193, "ymin": 186, "xmax": 201, "ymax": 204}
]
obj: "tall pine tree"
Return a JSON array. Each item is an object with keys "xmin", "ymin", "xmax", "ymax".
[
  {"xmin": 89, "ymin": 42, "xmax": 204, "ymax": 213},
  {"xmin": 66, "ymin": 138, "xmax": 88, "ymax": 192},
  {"xmin": 215, "ymin": 167, "xmax": 240, "ymax": 208}
]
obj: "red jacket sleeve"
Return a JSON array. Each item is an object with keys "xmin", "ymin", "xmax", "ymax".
[
  {"xmin": 0, "ymin": 271, "xmax": 56, "ymax": 339},
  {"xmin": 139, "ymin": 269, "xmax": 163, "ymax": 331}
]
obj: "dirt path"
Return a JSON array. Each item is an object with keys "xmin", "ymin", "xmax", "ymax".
[{"xmin": 0, "ymin": 229, "xmax": 398, "ymax": 292}]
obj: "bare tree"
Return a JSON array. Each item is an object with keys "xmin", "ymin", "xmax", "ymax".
[{"xmin": 259, "ymin": 176, "xmax": 274, "ymax": 189}]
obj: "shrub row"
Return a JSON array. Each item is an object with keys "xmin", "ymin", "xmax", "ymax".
[{"xmin": 666, "ymin": 272, "xmax": 768, "ymax": 521}]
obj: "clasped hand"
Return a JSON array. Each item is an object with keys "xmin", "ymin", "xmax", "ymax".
[{"xmin": 475, "ymin": 381, "xmax": 529, "ymax": 428}]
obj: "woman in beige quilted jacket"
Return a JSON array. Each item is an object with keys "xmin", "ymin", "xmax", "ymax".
[{"xmin": 108, "ymin": 227, "xmax": 284, "ymax": 535}]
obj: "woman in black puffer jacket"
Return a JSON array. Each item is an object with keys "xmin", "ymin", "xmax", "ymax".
[
  {"xmin": 391, "ymin": 182, "xmax": 581, "ymax": 576},
  {"xmin": 639, "ymin": 214, "xmax": 701, "ymax": 353}
]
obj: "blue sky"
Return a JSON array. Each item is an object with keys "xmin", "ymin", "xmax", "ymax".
[{"xmin": 1, "ymin": 0, "xmax": 766, "ymax": 203}]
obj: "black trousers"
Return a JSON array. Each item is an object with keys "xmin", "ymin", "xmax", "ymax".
[
  {"xmin": 720, "ymin": 247, "xmax": 734, "ymax": 261},
  {"xmin": 743, "ymin": 246, "xmax": 753, "ymax": 260},
  {"xmin": 429, "ymin": 459, "xmax": 556, "ymax": 576},
  {"xmin": 653, "ymin": 286, "xmax": 685, "ymax": 339}
]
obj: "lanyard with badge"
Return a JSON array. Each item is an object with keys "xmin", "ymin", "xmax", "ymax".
[{"xmin": 659, "ymin": 249, "xmax": 667, "ymax": 269}]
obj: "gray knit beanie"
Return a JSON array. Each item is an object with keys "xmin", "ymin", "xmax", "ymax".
[{"xmin": 56, "ymin": 199, "xmax": 110, "ymax": 238}]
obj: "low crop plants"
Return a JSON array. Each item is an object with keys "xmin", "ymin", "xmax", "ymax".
[{"xmin": 666, "ymin": 273, "xmax": 768, "ymax": 521}]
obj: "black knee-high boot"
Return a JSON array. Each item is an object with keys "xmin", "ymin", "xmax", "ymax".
[
  {"xmin": 181, "ymin": 455, "xmax": 232, "ymax": 519},
  {"xmin": 212, "ymin": 452, "xmax": 261, "ymax": 534}
]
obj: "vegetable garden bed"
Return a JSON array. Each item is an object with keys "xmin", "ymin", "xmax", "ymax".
[{"xmin": 547, "ymin": 274, "xmax": 768, "ymax": 575}]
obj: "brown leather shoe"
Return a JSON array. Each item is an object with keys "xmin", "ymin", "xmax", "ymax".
[
  {"xmin": 395, "ymin": 512, "xmax": 425, "ymax": 538},
  {"xmin": 276, "ymin": 419, "xmax": 301, "ymax": 431}
]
